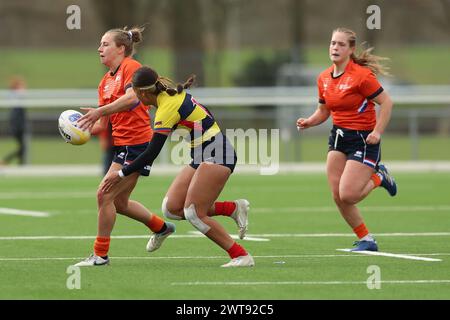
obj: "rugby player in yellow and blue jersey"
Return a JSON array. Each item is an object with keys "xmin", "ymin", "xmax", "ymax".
[{"xmin": 101, "ymin": 66, "xmax": 254, "ymax": 267}]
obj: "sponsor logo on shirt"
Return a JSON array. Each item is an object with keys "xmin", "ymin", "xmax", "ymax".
[{"xmin": 338, "ymin": 77, "xmax": 352, "ymax": 91}]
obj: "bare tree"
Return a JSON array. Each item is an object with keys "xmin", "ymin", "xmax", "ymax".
[
  {"xmin": 431, "ymin": 0, "xmax": 450, "ymax": 32},
  {"xmin": 201, "ymin": 0, "xmax": 234, "ymax": 86},
  {"xmin": 91, "ymin": 0, "xmax": 154, "ymax": 30},
  {"xmin": 362, "ymin": 0, "xmax": 381, "ymax": 48},
  {"xmin": 165, "ymin": 0, "xmax": 205, "ymax": 85},
  {"xmin": 290, "ymin": 0, "xmax": 306, "ymax": 63}
]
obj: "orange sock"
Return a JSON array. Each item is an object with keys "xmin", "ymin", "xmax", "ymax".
[
  {"xmin": 353, "ymin": 223, "xmax": 369, "ymax": 239},
  {"xmin": 215, "ymin": 201, "xmax": 236, "ymax": 216},
  {"xmin": 94, "ymin": 236, "xmax": 110, "ymax": 257},
  {"xmin": 371, "ymin": 173, "xmax": 381, "ymax": 188},
  {"xmin": 146, "ymin": 214, "xmax": 165, "ymax": 233},
  {"xmin": 226, "ymin": 242, "xmax": 247, "ymax": 259}
]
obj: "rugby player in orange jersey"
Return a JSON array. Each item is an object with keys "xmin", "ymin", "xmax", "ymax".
[
  {"xmin": 296, "ymin": 27, "xmax": 397, "ymax": 252},
  {"xmin": 74, "ymin": 27, "xmax": 175, "ymax": 267}
]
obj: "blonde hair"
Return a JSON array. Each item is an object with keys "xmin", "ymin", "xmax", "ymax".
[
  {"xmin": 333, "ymin": 27, "xmax": 390, "ymax": 76},
  {"xmin": 106, "ymin": 26, "xmax": 144, "ymax": 57}
]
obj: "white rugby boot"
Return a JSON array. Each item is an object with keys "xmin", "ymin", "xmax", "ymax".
[
  {"xmin": 221, "ymin": 254, "xmax": 255, "ymax": 268},
  {"xmin": 74, "ymin": 254, "xmax": 109, "ymax": 267},
  {"xmin": 230, "ymin": 199, "xmax": 250, "ymax": 239},
  {"xmin": 147, "ymin": 222, "xmax": 176, "ymax": 252}
]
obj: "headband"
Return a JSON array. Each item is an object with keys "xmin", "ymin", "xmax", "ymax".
[{"xmin": 134, "ymin": 84, "xmax": 156, "ymax": 90}]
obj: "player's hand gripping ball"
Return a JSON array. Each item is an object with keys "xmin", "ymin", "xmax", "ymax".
[{"xmin": 58, "ymin": 110, "xmax": 91, "ymax": 145}]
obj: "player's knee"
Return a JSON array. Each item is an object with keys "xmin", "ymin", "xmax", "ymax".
[
  {"xmin": 97, "ymin": 189, "xmax": 109, "ymax": 206},
  {"xmin": 331, "ymin": 191, "xmax": 341, "ymax": 205},
  {"xmin": 96, "ymin": 186, "xmax": 116, "ymax": 207},
  {"xmin": 184, "ymin": 204, "xmax": 210, "ymax": 234},
  {"xmin": 339, "ymin": 191, "xmax": 359, "ymax": 205},
  {"xmin": 162, "ymin": 197, "xmax": 183, "ymax": 220}
]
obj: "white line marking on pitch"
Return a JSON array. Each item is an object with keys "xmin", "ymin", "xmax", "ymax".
[
  {"xmin": 0, "ymin": 234, "xmax": 266, "ymax": 241},
  {"xmin": 253, "ymin": 205, "xmax": 450, "ymax": 213},
  {"xmin": 187, "ymin": 231, "xmax": 269, "ymax": 241},
  {"xmin": 0, "ymin": 235, "xmax": 200, "ymax": 240},
  {"xmin": 0, "ymin": 255, "xmax": 356, "ymax": 262},
  {"xmin": 0, "ymin": 192, "xmax": 94, "ymax": 200},
  {"xmin": 336, "ymin": 249, "xmax": 441, "ymax": 262},
  {"xmin": 252, "ymin": 232, "xmax": 450, "ymax": 237},
  {"xmin": 0, "ymin": 208, "xmax": 50, "ymax": 218},
  {"xmin": 50, "ymin": 205, "xmax": 450, "ymax": 215},
  {"xmin": 171, "ymin": 280, "xmax": 450, "ymax": 286},
  {"xmin": 0, "ymin": 232, "xmax": 449, "ymax": 240},
  {"xmin": 0, "ymin": 253, "xmax": 448, "ymax": 262}
]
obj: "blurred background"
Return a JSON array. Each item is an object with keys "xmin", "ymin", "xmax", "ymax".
[{"xmin": 0, "ymin": 0, "xmax": 449, "ymax": 167}]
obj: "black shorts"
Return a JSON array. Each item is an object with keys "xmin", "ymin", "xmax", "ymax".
[
  {"xmin": 112, "ymin": 142, "xmax": 151, "ymax": 176},
  {"xmin": 328, "ymin": 125, "xmax": 381, "ymax": 169},
  {"xmin": 189, "ymin": 132, "xmax": 237, "ymax": 173}
]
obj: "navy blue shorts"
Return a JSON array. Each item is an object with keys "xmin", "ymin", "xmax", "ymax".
[
  {"xmin": 112, "ymin": 142, "xmax": 151, "ymax": 176},
  {"xmin": 328, "ymin": 125, "xmax": 381, "ymax": 169},
  {"xmin": 190, "ymin": 133, "xmax": 237, "ymax": 173}
]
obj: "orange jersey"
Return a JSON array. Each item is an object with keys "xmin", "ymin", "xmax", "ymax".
[
  {"xmin": 98, "ymin": 57, "xmax": 153, "ymax": 146},
  {"xmin": 317, "ymin": 59, "xmax": 383, "ymax": 131}
]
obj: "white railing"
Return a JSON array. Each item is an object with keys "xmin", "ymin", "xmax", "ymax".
[
  {"xmin": 1, "ymin": 85, "xmax": 450, "ymax": 108},
  {"xmin": 1, "ymin": 86, "xmax": 449, "ymax": 163}
]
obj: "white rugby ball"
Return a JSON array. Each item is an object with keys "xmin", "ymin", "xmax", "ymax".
[{"xmin": 58, "ymin": 110, "xmax": 91, "ymax": 145}]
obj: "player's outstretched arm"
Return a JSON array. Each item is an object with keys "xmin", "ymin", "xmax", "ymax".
[
  {"xmin": 78, "ymin": 88, "xmax": 140, "ymax": 131},
  {"xmin": 100, "ymin": 132, "xmax": 169, "ymax": 193}
]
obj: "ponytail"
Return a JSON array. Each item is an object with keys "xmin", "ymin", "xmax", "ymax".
[
  {"xmin": 156, "ymin": 75, "xmax": 196, "ymax": 96},
  {"xmin": 127, "ymin": 27, "xmax": 144, "ymax": 44},
  {"xmin": 351, "ymin": 45, "xmax": 390, "ymax": 76},
  {"xmin": 107, "ymin": 25, "xmax": 145, "ymax": 57}
]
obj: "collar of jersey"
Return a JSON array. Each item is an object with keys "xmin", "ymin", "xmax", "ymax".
[
  {"xmin": 330, "ymin": 59, "xmax": 354, "ymax": 79},
  {"xmin": 109, "ymin": 64, "xmax": 121, "ymax": 76}
]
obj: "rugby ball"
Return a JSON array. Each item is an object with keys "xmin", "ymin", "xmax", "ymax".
[{"xmin": 58, "ymin": 110, "xmax": 91, "ymax": 145}]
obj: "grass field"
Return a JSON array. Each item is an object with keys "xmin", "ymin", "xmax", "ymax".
[{"xmin": 0, "ymin": 172, "xmax": 449, "ymax": 299}]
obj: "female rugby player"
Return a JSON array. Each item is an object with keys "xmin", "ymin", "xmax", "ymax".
[
  {"xmin": 296, "ymin": 27, "xmax": 397, "ymax": 251},
  {"xmin": 101, "ymin": 66, "xmax": 254, "ymax": 267},
  {"xmin": 75, "ymin": 27, "xmax": 174, "ymax": 267}
]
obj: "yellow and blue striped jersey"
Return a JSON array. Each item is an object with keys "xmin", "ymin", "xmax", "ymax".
[{"xmin": 154, "ymin": 91, "xmax": 221, "ymax": 147}]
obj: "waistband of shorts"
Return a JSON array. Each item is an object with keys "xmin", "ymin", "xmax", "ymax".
[
  {"xmin": 332, "ymin": 125, "xmax": 373, "ymax": 135},
  {"xmin": 113, "ymin": 141, "xmax": 149, "ymax": 148}
]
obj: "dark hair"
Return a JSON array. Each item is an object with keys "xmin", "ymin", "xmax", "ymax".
[
  {"xmin": 106, "ymin": 26, "xmax": 144, "ymax": 57},
  {"xmin": 132, "ymin": 66, "xmax": 196, "ymax": 96},
  {"xmin": 333, "ymin": 27, "xmax": 390, "ymax": 76}
]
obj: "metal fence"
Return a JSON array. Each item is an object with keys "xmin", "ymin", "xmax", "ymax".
[{"xmin": 1, "ymin": 86, "xmax": 449, "ymax": 163}]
